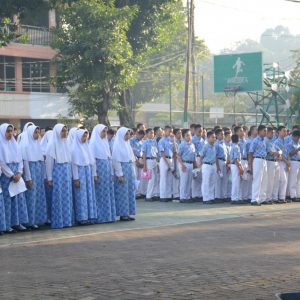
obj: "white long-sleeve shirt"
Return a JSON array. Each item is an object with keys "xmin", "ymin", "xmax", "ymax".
[
  {"xmin": 71, "ymin": 163, "xmax": 97, "ymax": 180},
  {"xmin": 0, "ymin": 160, "xmax": 23, "ymax": 178},
  {"xmin": 112, "ymin": 160, "xmax": 136, "ymax": 178},
  {"xmin": 45, "ymin": 156, "xmax": 54, "ymax": 181}
]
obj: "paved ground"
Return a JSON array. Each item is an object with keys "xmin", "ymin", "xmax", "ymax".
[{"xmin": 1, "ymin": 200, "xmax": 300, "ymax": 299}]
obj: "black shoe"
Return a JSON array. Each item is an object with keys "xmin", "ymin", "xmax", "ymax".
[
  {"xmin": 293, "ymin": 198, "xmax": 300, "ymax": 202},
  {"xmin": 145, "ymin": 198, "xmax": 155, "ymax": 202},
  {"xmin": 159, "ymin": 198, "xmax": 168, "ymax": 202},
  {"xmin": 180, "ymin": 199, "xmax": 194, "ymax": 203},
  {"xmin": 128, "ymin": 216, "xmax": 135, "ymax": 221},
  {"xmin": 120, "ymin": 216, "xmax": 131, "ymax": 221},
  {"xmin": 7, "ymin": 227, "xmax": 17, "ymax": 233},
  {"xmin": 262, "ymin": 200, "xmax": 273, "ymax": 205},
  {"xmin": 203, "ymin": 200, "xmax": 214, "ymax": 204},
  {"xmin": 192, "ymin": 197, "xmax": 201, "ymax": 202},
  {"xmin": 230, "ymin": 200, "xmax": 241, "ymax": 205},
  {"xmin": 0, "ymin": 231, "xmax": 4, "ymax": 236},
  {"xmin": 13, "ymin": 225, "xmax": 27, "ymax": 231},
  {"xmin": 251, "ymin": 201, "xmax": 261, "ymax": 206},
  {"xmin": 286, "ymin": 199, "xmax": 293, "ymax": 203},
  {"xmin": 160, "ymin": 198, "xmax": 172, "ymax": 202},
  {"xmin": 216, "ymin": 198, "xmax": 225, "ymax": 203},
  {"xmin": 173, "ymin": 197, "xmax": 180, "ymax": 200}
]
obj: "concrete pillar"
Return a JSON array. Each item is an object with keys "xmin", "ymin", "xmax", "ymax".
[
  {"xmin": 49, "ymin": 9, "xmax": 56, "ymax": 28},
  {"xmin": 49, "ymin": 63, "xmax": 57, "ymax": 93},
  {"xmin": 15, "ymin": 57, "xmax": 23, "ymax": 92}
]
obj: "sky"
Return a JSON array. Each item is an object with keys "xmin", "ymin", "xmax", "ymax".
[{"xmin": 194, "ymin": 0, "xmax": 300, "ymax": 53}]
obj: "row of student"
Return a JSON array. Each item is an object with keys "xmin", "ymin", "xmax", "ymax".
[
  {"xmin": 129, "ymin": 124, "xmax": 300, "ymax": 206},
  {"xmin": 0, "ymin": 123, "xmax": 136, "ymax": 235}
]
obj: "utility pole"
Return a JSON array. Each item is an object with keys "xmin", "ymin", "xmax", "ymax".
[
  {"xmin": 169, "ymin": 66, "xmax": 172, "ymax": 125},
  {"xmin": 191, "ymin": 0, "xmax": 197, "ymax": 123},
  {"xmin": 201, "ymin": 75, "xmax": 205, "ymax": 127},
  {"xmin": 183, "ymin": 0, "xmax": 192, "ymax": 128}
]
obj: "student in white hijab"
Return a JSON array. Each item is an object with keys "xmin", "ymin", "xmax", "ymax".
[
  {"xmin": 89, "ymin": 124, "xmax": 116, "ymax": 223},
  {"xmin": 40, "ymin": 128, "xmax": 53, "ymax": 223},
  {"xmin": 40, "ymin": 129, "xmax": 53, "ymax": 157},
  {"xmin": 0, "ymin": 123, "xmax": 28, "ymax": 232},
  {"xmin": 22, "ymin": 125, "xmax": 47, "ymax": 229},
  {"xmin": 71, "ymin": 128, "xmax": 97, "ymax": 224},
  {"xmin": 67, "ymin": 127, "xmax": 78, "ymax": 148},
  {"xmin": 17, "ymin": 122, "xmax": 34, "ymax": 144},
  {"xmin": 112, "ymin": 127, "xmax": 136, "ymax": 221},
  {"xmin": 45, "ymin": 124, "xmax": 73, "ymax": 229}
]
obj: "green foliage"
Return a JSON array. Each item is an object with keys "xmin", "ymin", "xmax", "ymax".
[
  {"xmin": 291, "ymin": 49, "xmax": 300, "ymax": 123},
  {"xmin": 0, "ymin": 17, "xmax": 17, "ymax": 47},
  {"xmin": 0, "ymin": 0, "xmax": 49, "ymax": 47},
  {"xmin": 131, "ymin": 1, "xmax": 208, "ymax": 109},
  {"xmin": 52, "ymin": 0, "xmax": 138, "ymax": 123},
  {"xmin": 51, "ymin": 0, "xmax": 203, "ymax": 125}
]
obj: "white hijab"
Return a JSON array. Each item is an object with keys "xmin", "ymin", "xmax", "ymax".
[
  {"xmin": 17, "ymin": 122, "xmax": 34, "ymax": 143},
  {"xmin": 0, "ymin": 123, "xmax": 22, "ymax": 163},
  {"xmin": 112, "ymin": 127, "xmax": 135, "ymax": 163},
  {"xmin": 67, "ymin": 127, "xmax": 78, "ymax": 148},
  {"xmin": 22, "ymin": 125, "xmax": 44, "ymax": 162},
  {"xmin": 40, "ymin": 130, "xmax": 53, "ymax": 156},
  {"xmin": 46, "ymin": 124, "xmax": 71, "ymax": 163},
  {"xmin": 89, "ymin": 124, "xmax": 111, "ymax": 160},
  {"xmin": 71, "ymin": 129, "xmax": 94, "ymax": 166}
]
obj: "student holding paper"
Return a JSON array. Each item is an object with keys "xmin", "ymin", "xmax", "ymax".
[{"xmin": 0, "ymin": 123, "xmax": 29, "ymax": 232}]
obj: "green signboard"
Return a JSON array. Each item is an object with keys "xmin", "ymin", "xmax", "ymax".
[{"xmin": 214, "ymin": 52, "xmax": 263, "ymax": 93}]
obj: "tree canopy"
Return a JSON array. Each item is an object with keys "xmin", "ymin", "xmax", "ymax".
[{"xmin": 51, "ymin": 0, "xmax": 207, "ymax": 126}]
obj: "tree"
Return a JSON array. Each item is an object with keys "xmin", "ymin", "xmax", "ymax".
[
  {"xmin": 116, "ymin": 0, "xmax": 208, "ymax": 126},
  {"xmin": 52, "ymin": 0, "xmax": 207, "ymax": 126},
  {"xmin": 51, "ymin": 0, "xmax": 137, "ymax": 125},
  {"xmin": 290, "ymin": 49, "xmax": 300, "ymax": 123},
  {"xmin": 0, "ymin": 0, "xmax": 49, "ymax": 47}
]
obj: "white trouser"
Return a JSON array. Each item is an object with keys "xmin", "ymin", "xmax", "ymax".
[
  {"xmin": 231, "ymin": 164, "xmax": 241, "ymax": 201},
  {"xmin": 240, "ymin": 160, "xmax": 250, "ymax": 200},
  {"xmin": 159, "ymin": 158, "xmax": 173, "ymax": 199},
  {"xmin": 146, "ymin": 159, "xmax": 158, "ymax": 199},
  {"xmin": 135, "ymin": 158, "xmax": 148, "ymax": 195},
  {"xmin": 153, "ymin": 166, "xmax": 160, "ymax": 197},
  {"xmin": 273, "ymin": 161, "xmax": 288, "ymax": 200},
  {"xmin": 246, "ymin": 174, "xmax": 253, "ymax": 200},
  {"xmin": 172, "ymin": 161, "xmax": 180, "ymax": 198},
  {"xmin": 227, "ymin": 169, "xmax": 232, "ymax": 198},
  {"xmin": 179, "ymin": 162, "xmax": 193, "ymax": 200},
  {"xmin": 251, "ymin": 158, "xmax": 268, "ymax": 203},
  {"xmin": 201, "ymin": 163, "xmax": 216, "ymax": 201},
  {"xmin": 289, "ymin": 161, "xmax": 300, "ymax": 199},
  {"xmin": 215, "ymin": 159, "xmax": 228, "ymax": 199},
  {"xmin": 266, "ymin": 160, "xmax": 279, "ymax": 201},
  {"xmin": 192, "ymin": 157, "xmax": 202, "ymax": 198}
]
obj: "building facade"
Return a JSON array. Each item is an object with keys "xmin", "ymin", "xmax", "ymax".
[{"xmin": 0, "ymin": 8, "xmax": 70, "ymax": 130}]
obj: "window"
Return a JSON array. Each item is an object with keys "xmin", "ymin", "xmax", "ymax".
[
  {"xmin": 22, "ymin": 58, "xmax": 50, "ymax": 92},
  {"xmin": 0, "ymin": 56, "xmax": 16, "ymax": 91}
]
